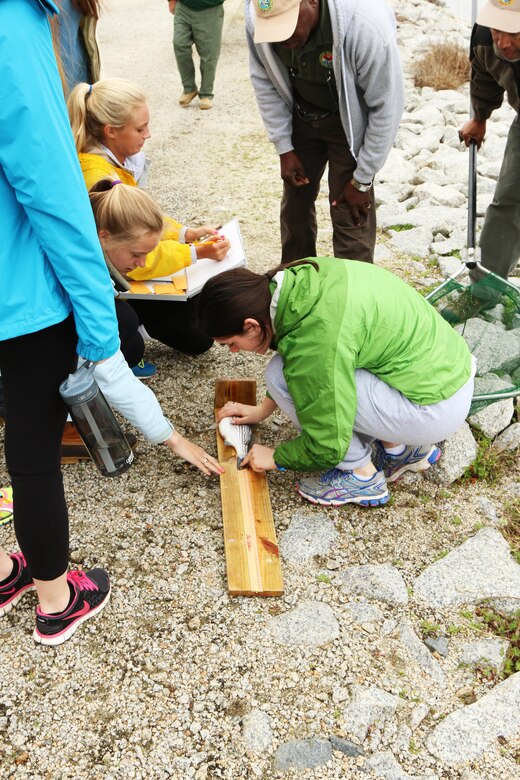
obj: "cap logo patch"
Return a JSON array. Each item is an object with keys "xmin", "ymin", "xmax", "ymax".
[
  {"xmin": 498, "ymin": 0, "xmax": 514, "ymax": 5},
  {"xmin": 257, "ymin": 0, "xmax": 274, "ymax": 15}
]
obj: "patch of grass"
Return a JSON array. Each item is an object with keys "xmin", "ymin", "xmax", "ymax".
[
  {"xmin": 316, "ymin": 573, "xmax": 331, "ymax": 584},
  {"xmin": 475, "ymin": 605, "xmax": 520, "ymax": 679},
  {"xmin": 502, "ymin": 295, "xmax": 518, "ymax": 330},
  {"xmin": 446, "ymin": 623, "xmax": 463, "ymax": 636},
  {"xmin": 461, "ymin": 430, "xmax": 517, "ymax": 484},
  {"xmin": 413, "ymin": 42, "xmax": 470, "ymax": 90},
  {"xmin": 386, "ymin": 223, "xmax": 415, "ymax": 232},
  {"xmin": 451, "ymin": 516, "xmax": 462, "ymax": 526},
  {"xmin": 502, "ymin": 498, "xmax": 520, "ymax": 564},
  {"xmin": 409, "ymin": 738, "xmax": 421, "ymax": 754},
  {"xmin": 439, "ymin": 249, "xmax": 462, "ymax": 259},
  {"xmin": 420, "ymin": 620, "xmax": 441, "ymax": 638}
]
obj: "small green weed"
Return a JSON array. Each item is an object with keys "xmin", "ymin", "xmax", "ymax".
[
  {"xmin": 461, "ymin": 431, "xmax": 516, "ymax": 484},
  {"xmin": 409, "ymin": 738, "xmax": 421, "ymax": 754},
  {"xmin": 386, "ymin": 224, "xmax": 414, "ymax": 232},
  {"xmin": 475, "ymin": 605, "xmax": 520, "ymax": 679},
  {"xmin": 420, "ymin": 620, "xmax": 441, "ymax": 638},
  {"xmin": 447, "ymin": 624, "xmax": 463, "ymax": 636},
  {"xmin": 316, "ymin": 573, "xmax": 331, "ymax": 584},
  {"xmin": 451, "ymin": 516, "xmax": 462, "ymax": 526},
  {"xmin": 502, "ymin": 498, "xmax": 520, "ymax": 564}
]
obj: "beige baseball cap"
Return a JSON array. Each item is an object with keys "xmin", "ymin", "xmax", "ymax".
[
  {"xmin": 477, "ymin": 0, "xmax": 520, "ymax": 33},
  {"xmin": 253, "ymin": 0, "xmax": 301, "ymax": 44}
]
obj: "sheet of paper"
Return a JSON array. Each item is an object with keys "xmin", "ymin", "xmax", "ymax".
[
  {"xmin": 122, "ymin": 218, "xmax": 246, "ymax": 299},
  {"xmin": 184, "ymin": 218, "xmax": 245, "ymax": 295},
  {"xmin": 173, "ymin": 274, "xmax": 188, "ymax": 291},
  {"xmin": 153, "ymin": 284, "xmax": 184, "ymax": 295},
  {"xmin": 129, "ymin": 281, "xmax": 153, "ymax": 295}
]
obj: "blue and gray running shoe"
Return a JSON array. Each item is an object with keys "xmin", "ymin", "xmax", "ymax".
[
  {"xmin": 374, "ymin": 443, "xmax": 441, "ymax": 483},
  {"xmin": 296, "ymin": 468, "xmax": 389, "ymax": 507}
]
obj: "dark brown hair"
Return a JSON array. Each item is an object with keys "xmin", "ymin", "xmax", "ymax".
[{"xmin": 196, "ymin": 259, "xmax": 318, "ymax": 340}]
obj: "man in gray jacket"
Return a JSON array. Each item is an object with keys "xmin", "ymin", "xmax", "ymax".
[
  {"xmin": 443, "ymin": 0, "xmax": 520, "ymax": 323},
  {"xmin": 246, "ymin": 0, "xmax": 404, "ymax": 262}
]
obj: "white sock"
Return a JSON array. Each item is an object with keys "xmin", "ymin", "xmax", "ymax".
[
  {"xmin": 384, "ymin": 444, "xmax": 406, "ymax": 456},
  {"xmin": 138, "ymin": 324, "xmax": 152, "ymax": 341},
  {"xmin": 352, "ymin": 471, "xmax": 376, "ymax": 482}
]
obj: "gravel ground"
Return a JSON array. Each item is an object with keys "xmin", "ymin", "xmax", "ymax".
[{"xmin": 0, "ymin": 2, "xmax": 519, "ymax": 779}]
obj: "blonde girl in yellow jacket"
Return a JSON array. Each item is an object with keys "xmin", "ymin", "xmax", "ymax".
[{"xmin": 67, "ymin": 77, "xmax": 230, "ymax": 281}]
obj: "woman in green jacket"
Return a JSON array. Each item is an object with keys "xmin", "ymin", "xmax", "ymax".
[{"xmin": 197, "ymin": 258, "xmax": 475, "ymax": 507}]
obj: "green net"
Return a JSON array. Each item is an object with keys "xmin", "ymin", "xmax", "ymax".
[{"xmin": 426, "ymin": 272, "xmax": 520, "ymax": 415}]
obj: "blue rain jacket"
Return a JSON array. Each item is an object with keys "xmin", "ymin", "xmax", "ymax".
[{"xmin": 0, "ymin": 0, "xmax": 119, "ymax": 361}]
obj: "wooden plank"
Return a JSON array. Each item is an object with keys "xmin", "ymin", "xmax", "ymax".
[{"xmin": 215, "ymin": 379, "xmax": 283, "ymax": 597}]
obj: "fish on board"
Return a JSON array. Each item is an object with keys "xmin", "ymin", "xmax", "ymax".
[{"xmin": 218, "ymin": 416, "xmax": 252, "ymax": 468}]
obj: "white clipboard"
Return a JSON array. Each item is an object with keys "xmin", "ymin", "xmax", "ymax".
[{"xmin": 117, "ymin": 218, "xmax": 246, "ymax": 301}]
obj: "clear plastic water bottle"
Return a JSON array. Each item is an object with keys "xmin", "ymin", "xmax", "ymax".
[{"xmin": 60, "ymin": 362, "xmax": 134, "ymax": 477}]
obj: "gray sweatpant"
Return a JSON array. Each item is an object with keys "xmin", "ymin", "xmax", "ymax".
[{"xmin": 265, "ymin": 355, "xmax": 474, "ymax": 470}]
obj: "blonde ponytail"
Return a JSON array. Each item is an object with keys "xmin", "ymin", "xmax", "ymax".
[
  {"xmin": 89, "ymin": 179, "xmax": 164, "ymax": 246},
  {"xmin": 67, "ymin": 78, "xmax": 147, "ymax": 153}
]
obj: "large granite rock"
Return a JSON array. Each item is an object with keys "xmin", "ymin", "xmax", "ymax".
[
  {"xmin": 279, "ymin": 510, "xmax": 337, "ymax": 564},
  {"xmin": 338, "ymin": 564, "xmax": 408, "ymax": 606},
  {"xmin": 268, "ymin": 601, "xmax": 340, "ymax": 647},
  {"xmin": 427, "ymin": 423, "xmax": 478, "ymax": 485},
  {"xmin": 414, "ymin": 528, "xmax": 520, "ymax": 608},
  {"xmin": 426, "ymin": 673, "xmax": 520, "ymax": 764}
]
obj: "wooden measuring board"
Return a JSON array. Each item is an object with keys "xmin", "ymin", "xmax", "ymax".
[{"xmin": 215, "ymin": 379, "xmax": 283, "ymax": 597}]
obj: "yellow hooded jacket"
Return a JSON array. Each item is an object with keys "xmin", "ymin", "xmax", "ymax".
[{"xmin": 79, "ymin": 152, "xmax": 192, "ymax": 279}]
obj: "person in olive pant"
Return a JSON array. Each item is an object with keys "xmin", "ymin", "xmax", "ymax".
[{"xmin": 168, "ymin": 0, "xmax": 225, "ymax": 110}]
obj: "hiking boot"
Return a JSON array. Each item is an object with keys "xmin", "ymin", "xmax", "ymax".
[
  {"xmin": 0, "ymin": 486, "xmax": 13, "ymax": 525},
  {"xmin": 34, "ymin": 568, "xmax": 110, "ymax": 646},
  {"xmin": 0, "ymin": 552, "xmax": 35, "ymax": 616},
  {"xmin": 374, "ymin": 443, "xmax": 441, "ymax": 483},
  {"xmin": 131, "ymin": 359, "xmax": 157, "ymax": 379},
  {"xmin": 440, "ymin": 289, "xmax": 495, "ymax": 324},
  {"xmin": 199, "ymin": 97, "xmax": 213, "ymax": 110},
  {"xmin": 296, "ymin": 468, "xmax": 389, "ymax": 507},
  {"xmin": 179, "ymin": 90, "xmax": 198, "ymax": 106}
]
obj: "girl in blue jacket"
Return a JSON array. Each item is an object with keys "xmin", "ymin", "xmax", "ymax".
[{"xmin": 0, "ymin": 0, "xmax": 122, "ymax": 646}]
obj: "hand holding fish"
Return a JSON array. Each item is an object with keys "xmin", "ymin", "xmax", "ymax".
[
  {"xmin": 164, "ymin": 431, "xmax": 223, "ymax": 476},
  {"xmin": 241, "ymin": 444, "xmax": 276, "ymax": 472},
  {"xmin": 217, "ymin": 397, "xmax": 277, "ymax": 424}
]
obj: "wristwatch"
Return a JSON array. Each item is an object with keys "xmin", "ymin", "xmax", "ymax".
[{"xmin": 350, "ymin": 177, "xmax": 373, "ymax": 193}]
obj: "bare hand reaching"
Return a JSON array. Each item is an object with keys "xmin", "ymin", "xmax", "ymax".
[{"xmin": 164, "ymin": 431, "xmax": 223, "ymax": 476}]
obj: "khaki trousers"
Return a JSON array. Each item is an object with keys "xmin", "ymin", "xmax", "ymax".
[{"xmin": 173, "ymin": 3, "xmax": 224, "ymax": 99}]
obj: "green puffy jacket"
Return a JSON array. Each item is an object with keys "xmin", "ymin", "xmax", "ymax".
[{"xmin": 271, "ymin": 259, "xmax": 472, "ymax": 471}]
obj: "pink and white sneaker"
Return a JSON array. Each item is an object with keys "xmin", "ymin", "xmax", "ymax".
[
  {"xmin": 0, "ymin": 552, "xmax": 35, "ymax": 616},
  {"xmin": 34, "ymin": 568, "xmax": 110, "ymax": 646}
]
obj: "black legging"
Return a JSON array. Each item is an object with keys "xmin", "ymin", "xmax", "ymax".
[
  {"xmin": 129, "ymin": 295, "xmax": 212, "ymax": 355},
  {"xmin": 0, "ymin": 316, "xmax": 77, "ymax": 580},
  {"xmin": 115, "ymin": 298, "xmax": 144, "ymax": 367}
]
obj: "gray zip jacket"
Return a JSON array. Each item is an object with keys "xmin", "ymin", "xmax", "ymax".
[{"xmin": 245, "ymin": 0, "xmax": 405, "ymax": 183}]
